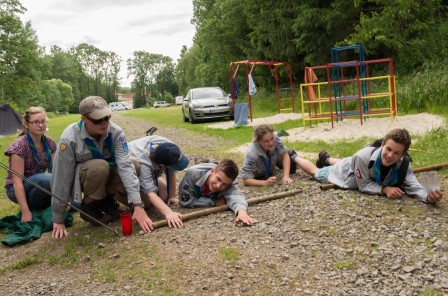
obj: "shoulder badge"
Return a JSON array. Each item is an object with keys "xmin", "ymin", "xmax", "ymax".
[
  {"xmin": 149, "ymin": 143, "xmax": 158, "ymax": 157},
  {"xmin": 60, "ymin": 143, "xmax": 66, "ymax": 151}
]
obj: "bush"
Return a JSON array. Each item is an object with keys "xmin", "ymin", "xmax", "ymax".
[
  {"xmin": 46, "ymin": 112, "xmax": 56, "ymax": 118},
  {"xmin": 397, "ymin": 60, "xmax": 448, "ymax": 113}
]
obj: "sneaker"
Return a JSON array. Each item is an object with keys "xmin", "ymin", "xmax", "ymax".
[
  {"xmin": 316, "ymin": 150, "xmax": 330, "ymax": 168},
  {"xmin": 96, "ymin": 197, "xmax": 123, "ymax": 221},
  {"xmin": 80, "ymin": 201, "xmax": 113, "ymax": 226}
]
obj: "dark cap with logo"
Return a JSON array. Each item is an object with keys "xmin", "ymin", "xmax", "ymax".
[{"xmin": 153, "ymin": 142, "xmax": 189, "ymax": 171}]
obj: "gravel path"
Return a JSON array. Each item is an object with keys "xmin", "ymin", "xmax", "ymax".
[{"xmin": 0, "ymin": 113, "xmax": 447, "ymax": 295}]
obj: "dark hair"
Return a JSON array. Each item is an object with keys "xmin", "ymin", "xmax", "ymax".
[
  {"xmin": 19, "ymin": 106, "xmax": 48, "ymax": 137},
  {"xmin": 382, "ymin": 128, "xmax": 412, "ymax": 153},
  {"xmin": 215, "ymin": 159, "xmax": 239, "ymax": 181},
  {"xmin": 253, "ymin": 124, "xmax": 274, "ymax": 142}
]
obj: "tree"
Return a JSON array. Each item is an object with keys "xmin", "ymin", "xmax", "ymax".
[
  {"xmin": 0, "ymin": 0, "xmax": 42, "ymax": 107},
  {"xmin": 127, "ymin": 51, "xmax": 174, "ymax": 107}
]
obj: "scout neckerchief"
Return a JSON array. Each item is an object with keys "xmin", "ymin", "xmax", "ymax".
[
  {"xmin": 149, "ymin": 142, "xmax": 171, "ymax": 204},
  {"xmin": 193, "ymin": 171, "xmax": 219, "ymax": 202},
  {"xmin": 261, "ymin": 151, "xmax": 272, "ymax": 179},
  {"xmin": 26, "ymin": 133, "xmax": 52, "ymax": 173},
  {"xmin": 78, "ymin": 120, "xmax": 115, "ymax": 166},
  {"xmin": 374, "ymin": 149, "xmax": 398, "ymax": 186}
]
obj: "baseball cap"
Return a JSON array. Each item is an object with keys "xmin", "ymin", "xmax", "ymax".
[
  {"xmin": 79, "ymin": 96, "xmax": 112, "ymax": 119},
  {"xmin": 153, "ymin": 142, "xmax": 189, "ymax": 171}
]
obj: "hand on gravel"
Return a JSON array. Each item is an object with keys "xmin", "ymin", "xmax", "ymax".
[
  {"xmin": 265, "ymin": 176, "xmax": 277, "ymax": 186},
  {"xmin": 382, "ymin": 186, "xmax": 405, "ymax": 199},
  {"xmin": 282, "ymin": 176, "xmax": 294, "ymax": 185},
  {"xmin": 427, "ymin": 189, "xmax": 443, "ymax": 204},
  {"xmin": 168, "ymin": 197, "xmax": 179, "ymax": 206},
  {"xmin": 234, "ymin": 210, "xmax": 257, "ymax": 226},
  {"xmin": 52, "ymin": 223, "xmax": 68, "ymax": 239},
  {"xmin": 132, "ymin": 207, "xmax": 153, "ymax": 233}
]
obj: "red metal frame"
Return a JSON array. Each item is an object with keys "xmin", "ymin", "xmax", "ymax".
[{"xmin": 229, "ymin": 60, "xmax": 294, "ymax": 122}]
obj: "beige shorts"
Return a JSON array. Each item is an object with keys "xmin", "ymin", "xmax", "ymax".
[{"xmin": 79, "ymin": 157, "xmax": 140, "ymax": 204}]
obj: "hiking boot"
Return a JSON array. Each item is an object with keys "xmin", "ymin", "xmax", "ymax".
[
  {"xmin": 96, "ymin": 196, "xmax": 123, "ymax": 221},
  {"xmin": 316, "ymin": 150, "xmax": 330, "ymax": 168},
  {"xmin": 80, "ymin": 201, "xmax": 113, "ymax": 226},
  {"xmin": 145, "ymin": 126, "xmax": 157, "ymax": 136}
]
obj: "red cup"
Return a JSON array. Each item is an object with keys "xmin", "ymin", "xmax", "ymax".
[{"xmin": 120, "ymin": 212, "xmax": 132, "ymax": 236}]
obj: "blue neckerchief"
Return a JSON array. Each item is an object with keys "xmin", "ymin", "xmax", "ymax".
[
  {"xmin": 26, "ymin": 133, "xmax": 52, "ymax": 173},
  {"xmin": 261, "ymin": 152, "xmax": 272, "ymax": 179},
  {"xmin": 374, "ymin": 149, "xmax": 398, "ymax": 186},
  {"xmin": 78, "ymin": 120, "xmax": 115, "ymax": 166}
]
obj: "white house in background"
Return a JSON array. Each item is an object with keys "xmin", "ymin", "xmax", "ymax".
[{"xmin": 117, "ymin": 93, "xmax": 134, "ymax": 109}]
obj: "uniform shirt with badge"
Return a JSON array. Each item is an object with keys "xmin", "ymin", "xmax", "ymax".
[
  {"xmin": 241, "ymin": 135, "xmax": 287, "ymax": 180},
  {"xmin": 51, "ymin": 120, "xmax": 140, "ymax": 223},
  {"xmin": 179, "ymin": 162, "xmax": 248, "ymax": 215},
  {"xmin": 127, "ymin": 135, "xmax": 176, "ymax": 196}
]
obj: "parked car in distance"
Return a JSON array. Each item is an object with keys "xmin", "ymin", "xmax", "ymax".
[
  {"xmin": 153, "ymin": 101, "xmax": 170, "ymax": 108},
  {"xmin": 109, "ymin": 102, "xmax": 130, "ymax": 111},
  {"xmin": 175, "ymin": 96, "xmax": 183, "ymax": 105},
  {"xmin": 182, "ymin": 87, "xmax": 233, "ymax": 123}
]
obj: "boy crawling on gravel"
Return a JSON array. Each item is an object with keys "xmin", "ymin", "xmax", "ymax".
[
  {"xmin": 126, "ymin": 135, "xmax": 189, "ymax": 229},
  {"xmin": 179, "ymin": 159, "xmax": 257, "ymax": 225},
  {"xmin": 299, "ymin": 128, "xmax": 443, "ymax": 204}
]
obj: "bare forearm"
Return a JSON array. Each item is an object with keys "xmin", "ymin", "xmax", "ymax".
[{"xmin": 147, "ymin": 192, "xmax": 173, "ymax": 216}]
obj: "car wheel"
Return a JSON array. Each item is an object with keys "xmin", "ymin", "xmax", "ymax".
[
  {"xmin": 182, "ymin": 110, "xmax": 189, "ymax": 122},
  {"xmin": 189, "ymin": 109, "xmax": 196, "ymax": 124}
]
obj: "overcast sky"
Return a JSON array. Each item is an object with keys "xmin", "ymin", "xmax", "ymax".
[{"xmin": 19, "ymin": 0, "xmax": 196, "ymax": 87}]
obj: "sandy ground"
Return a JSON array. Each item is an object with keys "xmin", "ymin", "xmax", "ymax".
[
  {"xmin": 227, "ymin": 113, "xmax": 445, "ymax": 154},
  {"xmin": 208, "ymin": 112, "xmax": 300, "ymax": 129}
]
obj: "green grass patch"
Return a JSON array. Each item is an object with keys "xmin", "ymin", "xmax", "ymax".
[
  {"xmin": 219, "ymin": 246, "xmax": 240, "ymax": 261},
  {"xmin": 422, "ymin": 287, "xmax": 444, "ymax": 296},
  {"xmin": 334, "ymin": 259, "xmax": 355, "ymax": 269},
  {"xmin": 93, "ymin": 262, "xmax": 117, "ymax": 282},
  {"xmin": 0, "ymin": 254, "xmax": 42, "ymax": 276}
]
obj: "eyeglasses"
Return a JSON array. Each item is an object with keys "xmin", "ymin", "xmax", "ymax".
[
  {"xmin": 27, "ymin": 120, "xmax": 48, "ymax": 126},
  {"xmin": 85, "ymin": 115, "xmax": 111, "ymax": 125}
]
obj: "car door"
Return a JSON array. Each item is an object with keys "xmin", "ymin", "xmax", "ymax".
[{"xmin": 183, "ymin": 91, "xmax": 192, "ymax": 118}]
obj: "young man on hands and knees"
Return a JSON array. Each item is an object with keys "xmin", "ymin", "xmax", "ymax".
[
  {"xmin": 124, "ymin": 135, "xmax": 188, "ymax": 229},
  {"xmin": 179, "ymin": 159, "xmax": 257, "ymax": 225}
]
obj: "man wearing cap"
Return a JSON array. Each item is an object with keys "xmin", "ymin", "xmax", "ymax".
[
  {"xmin": 125, "ymin": 135, "xmax": 189, "ymax": 228},
  {"xmin": 51, "ymin": 96, "xmax": 153, "ymax": 238}
]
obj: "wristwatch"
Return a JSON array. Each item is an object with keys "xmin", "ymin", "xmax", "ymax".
[{"xmin": 131, "ymin": 201, "xmax": 145, "ymax": 210}]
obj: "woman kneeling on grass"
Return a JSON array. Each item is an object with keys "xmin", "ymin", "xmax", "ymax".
[{"xmin": 3, "ymin": 107, "xmax": 57, "ymax": 222}]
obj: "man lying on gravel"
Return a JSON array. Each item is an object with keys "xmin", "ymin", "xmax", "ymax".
[
  {"xmin": 179, "ymin": 159, "xmax": 257, "ymax": 225},
  {"xmin": 299, "ymin": 128, "xmax": 444, "ymax": 204}
]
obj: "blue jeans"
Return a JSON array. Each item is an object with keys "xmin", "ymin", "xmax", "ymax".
[{"xmin": 6, "ymin": 173, "xmax": 52, "ymax": 210}]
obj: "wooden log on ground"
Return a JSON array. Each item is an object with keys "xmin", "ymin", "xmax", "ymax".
[
  {"xmin": 320, "ymin": 162, "xmax": 448, "ymax": 191},
  {"xmin": 152, "ymin": 188, "xmax": 303, "ymax": 229}
]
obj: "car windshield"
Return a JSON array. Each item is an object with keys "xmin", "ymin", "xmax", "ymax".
[{"xmin": 192, "ymin": 88, "xmax": 225, "ymax": 100}]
